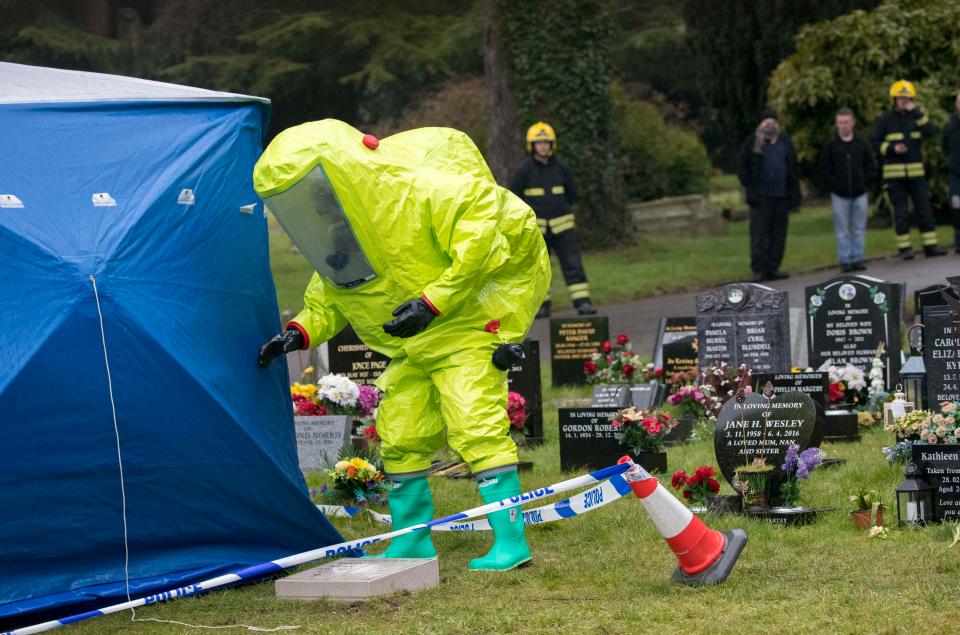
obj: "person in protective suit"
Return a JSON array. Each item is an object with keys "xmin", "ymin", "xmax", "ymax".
[
  {"xmin": 256, "ymin": 120, "xmax": 551, "ymax": 571},
  {"xmin": 871, "ymin": 79, "xmax": 947, "ymax": 259},
  {"xmin": 509, "ymin": 122, "xmax": 596, "ymax": 318}
]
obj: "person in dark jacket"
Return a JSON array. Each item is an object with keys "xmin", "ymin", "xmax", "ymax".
[
  {"xmin": 871, "ymin": 79, "xmax": 946, "ymax": 259},
  {"xmin": 942, "ymin": 90, "xmax": 960, "ymax": 252},
  {"xmin": 509, "ymin": 121, "xmax": 596, "ymax": 317},
  {"xmin": 737, "ymin": 106, "xmax": 802, "ymax": 282},
  {"xmin": 818, "ymin": 107, "xmax": 876, "ymax": 272}
]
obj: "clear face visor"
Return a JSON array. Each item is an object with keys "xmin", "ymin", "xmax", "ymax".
[{"xmin": 264, "ymin": 164, "xmax": 376, "ymax": 290}]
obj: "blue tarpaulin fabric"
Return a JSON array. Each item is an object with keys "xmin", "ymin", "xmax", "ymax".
[{"xmin": 0, "ymin": 64, "xmax": 344, "ymax": 626}]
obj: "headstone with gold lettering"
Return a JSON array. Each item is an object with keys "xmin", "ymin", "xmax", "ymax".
[
  {"xmin": 328, "ymin": 325, "xmax": 390, "ymax": 386},
  {"xmin": 549, "ymin": 316, "xmax": 610, "ymax": 386}
]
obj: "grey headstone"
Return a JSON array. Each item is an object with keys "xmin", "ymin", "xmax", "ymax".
[
  {"xmin": 294, "ymin": 415, "xmax": 353, "ymax": 473},
  {"xmin": 276, "ymin": 558, "xmax": 439, "ymax": 601},
  {"xmin": 591, "ymin": 384, "xmax": 631, "ymax": 408},
  {"xmin": 696, "ymin": 283, "xmax": 790, "ymax": 373}
]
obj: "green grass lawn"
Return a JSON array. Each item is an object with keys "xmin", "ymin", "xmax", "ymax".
[
  {"xmin": 77, "ymin": 375, "xmax": 960, "ymax": 634},
  {"xmin": 269, "ymin": 207, "xmax": 954, "ymax": 316}
]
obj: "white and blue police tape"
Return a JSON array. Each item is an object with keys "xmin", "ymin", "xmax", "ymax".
[
  {"xmin": 6, "ymin": 462, "xmax": 632, "ymax": 635},
  {"xmin": 317, "ymin": 473, "xmax": 631, "ymax": 531}
]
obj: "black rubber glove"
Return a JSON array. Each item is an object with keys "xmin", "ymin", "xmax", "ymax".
[
  {"xmin": 258, "ymin": 328, "xmax": 305, "ymax": 367},
  {"xmin": 492, "ymin": 343, "xmax": 525, "ymax": 371},
  {"xmin": 382, "ymin": 298, "xmax": 437, "ymax": 338}
]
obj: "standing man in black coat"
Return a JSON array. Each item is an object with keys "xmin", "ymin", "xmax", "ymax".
[
  {"xmin": 818, "ymin": 107, "xmax": 876, "ymax": 272},
  {"xmin": 942, "ymin": 90, "xmax": 960, "ymax": 253},
  {"xmin": 510, "ymin": 121, "xmax": 596, "ymax": 318},
  {"xmin": 737, "ymin": 106, "xmax": 802, "ymax": 282}
]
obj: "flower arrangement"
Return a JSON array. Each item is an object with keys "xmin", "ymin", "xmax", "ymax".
[
  {"xmin": 667, "ymin": 369, "xmax": 699, "ymax": 392},
  {"xmin": 885, "ymin": 408, "xmax": 929, "ymax": 439},
  {"xmin": 315, "ymin": 456, "xmax": 389, "ymax": 507},
  {"xmin": 610, "ymin": 407, "xmax": 676, "ymax": 453},
  {"xmin": 670, "ymin": 466, "xmax": 721, "ymax": 507},
  {"xmin": 584, "ymin": 333, "xmax": 645, "ymax": 384},
  {"xmin": 913, "ymin": 402, "xmax": 960, "ymax": 445},
  {"xmin": 698, "ymin": 361, "xmax": 753, "ymax": 420},
  {"xmin": 507, "ymin": 391, "xmax": 528, "ymax": 442},
  {"xmin": 291, "ymin": 373, "xmax": 381, "ymax": 419},
  {"xmin": 882, "ymin": 439, "xmax": 914, "ymax": 463},
  {"xmin": 734, "ymin": 458, "xmax": 774, "ymax": 508},
  {"xmin": 824, "ymin": 363, "xmax": 868, "ymax": 405},
  {"xmin": 666, "ymin": 385, "xmax": 708, "ymax": 420},
  {"xmin": 778, "ymin": 443, "xmax": 825, "ymax": 508},
  {"xmin": 849, "ymin": 488, "xmax": 885, "ymax": 529}
]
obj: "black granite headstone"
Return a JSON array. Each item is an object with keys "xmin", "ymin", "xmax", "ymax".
[
  {"xmin": 550, "ymin": 316, "xmax": 609, "ymax": 386},
  {"xmin": 913, "ymin": 444, "xmax": 960, "ymax": 521},
  {"xmin": 629, "ymin": 384, "xmax": 664, "ymax": 410},
  {"xmin": 507, "ymin": 339, "xmax": 544, "ymax": 445},
  {"xmin": 591, "ymin": 384, "xmax": 631, "ymax": 408},
  {"xmin": 558, "ymin": 408, "xmax": 622, "ymax": 472},
  {"xmin": 653, "ymin": 317, "xmax": 698, "ymax": 376},
  {"xmin": 328, "ymin": 325, "xmax": 391, "ymax": 385},
  {"xmin": 753, "ymin": 372, "xmax": 828, "ymax": 448},
  {"xmin": 805, "ymin": 275, "xmax": 903, "ymax": 388},
  {"xmin": 915, "ymin": 284, "xmax": 948, "ymax": 323},
  {"xmin": 696, "ymin": 283, "xmax": 790, "ymax": 373},
  {"xmin": 921, "ymin": 286, "xmax": 960, "ymax": 410},
  {"xmin": 713, "ymin": 391, "xmax": 817, "ymax": 489}
]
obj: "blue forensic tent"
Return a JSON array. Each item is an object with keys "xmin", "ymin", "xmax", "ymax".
[{"xmin": 0, "ymin": 62, "xmax": 345, "ymax": 626}]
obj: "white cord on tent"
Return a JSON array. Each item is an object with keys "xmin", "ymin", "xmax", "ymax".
[{"xmin": 89, "ymin": 275, "xmax": 298, "ymax": 634}]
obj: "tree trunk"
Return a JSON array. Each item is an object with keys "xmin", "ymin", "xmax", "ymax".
[{"xmin": 483, "ymin": 0, "xmax": 523, "ymax": 186}]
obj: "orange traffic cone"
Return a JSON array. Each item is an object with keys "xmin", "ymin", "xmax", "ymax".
[{"xmin": 617, "ymin": 456, "xmax": 747, "ymax": 585}]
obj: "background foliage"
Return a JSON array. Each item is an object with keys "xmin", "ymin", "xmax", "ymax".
[{"xmin": 768, "ymin": 0, "xmax": 960, "ymax": 210}]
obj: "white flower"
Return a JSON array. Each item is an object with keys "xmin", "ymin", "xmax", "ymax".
[
  {"xmin": 810, "ymin": 295, "xmax": 823, "ymax": 307},
  {"xmin": 317, "ymin": 374, "xmax": 360, "ymax": 407},
  {"xmin": 873, "ymin": 292, "xmax": 886, "ymax": 305}
]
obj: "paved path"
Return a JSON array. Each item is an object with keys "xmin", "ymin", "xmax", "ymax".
[{"xmin": 527, "ymin": 252, "xmax": 960, "ymax": 364}]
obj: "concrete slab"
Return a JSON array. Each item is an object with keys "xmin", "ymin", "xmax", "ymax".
[{"xmin": 276, "ymin": 558, "xmax": 439, "ymax": 602}]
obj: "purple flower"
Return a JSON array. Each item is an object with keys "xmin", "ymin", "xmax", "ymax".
[
  {"xmin": 781, "ymin": 443, "xmax": 799, "ymax": 473},
  {"xmin": 320, "ymin": 483, "xmax": 327, "ymax": 494},
  {"xmin": 357, "ymin": 385, "xmax": 381, "ymax": 417},
  {"xmin": 309, "ymin": 487, "xmax": 316, "ymax": 498}
]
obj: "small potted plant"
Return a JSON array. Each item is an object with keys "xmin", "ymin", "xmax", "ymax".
[
  {"xmin": 734, "ymin": 458, "xmax": 774, "ymax": 511},
  {"xmin": 670, "ymin": 466, "xmax": 722, "ymax": 513},
  {"xmin": 315, "ymin": 452, "xmax": 390, "ymax": 508},
  {"xmin": 849, "ymin": 488, "xmax": 885, "ymax": 529},
  {"xmin": 777, "ymin": 443, "xmax": 825, "ymax": 509},
  {"xmin": 610, "ymin": 407, "xmax": 676, "ymax": 473}
]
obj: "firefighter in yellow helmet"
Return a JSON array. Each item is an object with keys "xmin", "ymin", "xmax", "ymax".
[
  {"xmin": 255, "ymin": 120, "xmax": 550, "ymax": 571},
  {"xmin": 871, "ymin": 80, "xmax": 946, "ymax": 259},
  {"xmin": 509, "ymin": 122, "xmax": 596, "ymax": 318}
]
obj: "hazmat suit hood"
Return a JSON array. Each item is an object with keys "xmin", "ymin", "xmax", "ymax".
[{"xmin": 254, "ymin": 119, "xmax": 550, "ymax": 359}]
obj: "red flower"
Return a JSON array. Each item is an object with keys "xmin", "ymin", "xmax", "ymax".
[
  {"xmin": 611, "ymin": 418, "xmax": 623, "ymax": 428},
  {"xmin": 694, "ymin": 466, "xmax": 715, "ymax": 479},
  {"xmin": 707, "ymin": 478, "xmax": 721, "ymax": 494},
  {"xmin": 660, "ymin": 413, "xmax": 671, "ymax": 421},
  {"xmin": 317, "ymin": 405, "xmax": 328, "ymax": 416},
  {"xmin": 584, "ymin": 360, "xmax": 597, "ymax": 375},
  {"xmin": 655, "ymin": 368, "xmax": 664, "ymax": 376},
  {"xmin": 362, "ymin": 424, "xmax": 380, "ymax": 442},
  {"xmin": 687, "ymin": 472, "xmax": 702, "ymax": 485},
  {"xmin": 829, "ymin": 382, "xmax": 845, "ymax": 403},
  {"xmin": 682, "ymin": 490, "xmax": 692, "ymax": 500},
  {"xmin": 601, "ymin": 340, "xmax": 612, "ymax": 353},
  {"xmin": 617, "ymin": 333, "xmax": 629, "ymax": 345},
  {"xmin": 623, "ymin": 364, "xmax": 635, "ymax": 377},
  {"xmin": 671, "ymin": 470, "xmax": 687, "ymax": 489},
  {"xmin": 484, "ymin": 319, "xmax": 501, "ymax": 333}
]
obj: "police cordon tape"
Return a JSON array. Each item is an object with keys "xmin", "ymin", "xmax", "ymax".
[
  {"xmin": 6, "ymin": 462, "xmax": 633, "ymax": 635},
  {"xmin": 316, "ymin": 472, "xmax": 630, "ymax": 531}
]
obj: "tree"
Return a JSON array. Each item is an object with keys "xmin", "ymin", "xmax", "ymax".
[
  {"xmin": 482, "ymin": 0, "xmax": 522, "ymax": 185},
  {"xmin": 768, "ymin": 0, "xmax": 960, "ymax": 210}
]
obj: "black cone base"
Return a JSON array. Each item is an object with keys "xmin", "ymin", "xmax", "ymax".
[{"xmin": 671, "ymin": 528, "xmax": 748, "ymax": 586}]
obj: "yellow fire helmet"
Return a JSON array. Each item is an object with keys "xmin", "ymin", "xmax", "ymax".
[
  {"xmin": 525, "ymin": 121, "xmax": 556, "ymax": 153},
  {"xmin": 889, "ymin": 79, "xmax": 917, "ymax": 99}
]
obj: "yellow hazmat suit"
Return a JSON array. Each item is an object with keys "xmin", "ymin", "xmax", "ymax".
[{"xmin": 254, "ymin": 119, "xmax": 550, "ymax": 476}]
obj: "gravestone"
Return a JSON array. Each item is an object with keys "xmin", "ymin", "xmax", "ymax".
[
  {"xmin": 507, "ymin": 339, "xmax": 544, "ymax": 444},
  {"xmin": 558, "ymin": 408, "xmax": 621, "ymax": 472},
  {"xmin": 713, "ymin": 391, "xmax": 817, "ymax": 490},
  {"xmin": 921, "ymin": 286, "xmax": 960, "ymax": 409},
  {"xmin": 294, "ymin": 415, "xmax": 353, "ymax": 474},
  {"xmin": 789, "ymin": 307, "xmax": 808, "ymax": 369},
  {"xmin": 276, "ymin": 558, "xmax": 439, "ymax": 601},
  {"xmin": 805, "ymin": 275, "xmax": 903, "ymax": 389},
  {"xmin": 653, "ymin": 317, "xmax": 698, "ymax": 376},
  {"xmin": 550, "ymin": 316, "xmax": 609, "ymax": 386},
  {"xmin": 629, "ymin": 383, "xmax": 665, "ymax": 410},
  {"xmin": 915, "ymin": 284, "xmax": 948, "ymax": 323},
  {"xmin": 328, "ymin": 325, "xmax": 390, "ymax": 385},
  {"xmin": 591, "ymin": 384, "xmax": 631, "ymax": 408},
  {"xmin": 912, "ymin": 445, "xmax": 960, "ymax": 521},
  {"xmin": 752, "ymin": 372, "xmax": 827, "ymax": 447},
  {"xmin": 696, "ymin": 283, "xmax": 790, "ymax": 373}
]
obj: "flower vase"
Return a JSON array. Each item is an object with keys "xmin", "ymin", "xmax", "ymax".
[
  {"xmin": 631, "ymin": 451, "xmax": 667, "ymax": 474},
  {"xmin": 851, "ymin": 507, "xmax": 884, "ymax": 529}
]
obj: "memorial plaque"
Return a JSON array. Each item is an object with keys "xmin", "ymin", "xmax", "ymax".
[
  {"xmin": 550, "ymin": 316, "xmax": 609, "ymax": 386},
  {"xmin": 805, "ymin": 275, "xmax": 903, "ymax": 388},
  {"xmin": 713, "ymin": 391, "xmax": 816, "ymax": 489},
  {"xmin": 753, "ymin": 372, "xmax": 828, "ymax": 447},
  {"xmin": 294, "ymin": 415, "xmax": 353, "ymax": 473},
  {"xmin": 507, "ymin": 339, "xmax": 544, "ymax": 444},
  {"xmin": 558, "ymin": 408, "xmax": 621, "ymax": 472},
  {"xmin": 913, "ymin": 444, "xmax": 960, "ymax": 521},
  {"xmin": 696, "ymin": 283, "xmax": 790, "ymax": 373},
  {"xmin": 328, "ymin": 325, "xmax": 390, "ymax": 385},
  {"xmin": 276, "ymin": 558, "xmax": 439, "ymax": 601},
  {"xmin": 921, "ymin": 286, "xmax": 960, "ymax": 410},
  {"xmin": 629, "ymin": 383, "xmax": 664, "ymax": 410},
  {"xmin": 591, "ymin": 384, "xmax": 631, "ymax": 408},
  {"xmin": 653, "ymin": 317, "xmax": 698, "ymax": 376}
]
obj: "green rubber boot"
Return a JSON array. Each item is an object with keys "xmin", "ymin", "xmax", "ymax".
[
  {"xmin": 372, "ymin": 476, "xmax": 436, "ymax": 558},
  {"xmin": 468, "ymin": 469, "xmax": 532, "ymax": 571}
]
